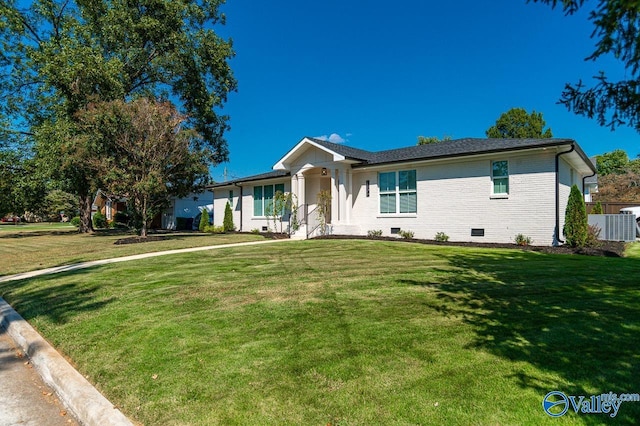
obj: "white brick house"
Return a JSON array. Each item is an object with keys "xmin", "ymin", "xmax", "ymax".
[{"xmin": 209, "ymin": 137, "xmax": 596, "ymax": 246}]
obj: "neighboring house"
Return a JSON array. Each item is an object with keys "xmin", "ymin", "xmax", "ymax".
[
  {"xmin": 160, "ymin": 192, "xmax": 212, "ymax": 230},
  {"xmin": 209, "ymin": 137, "xmax": 596, "ymax": 246},
  {"xmin": 91, "ymin": 190, "xmax": 127, "ymax": 222},
  {"xmin": 583, "ymin": 157, "xmax": 598, "ymax": 202},
  {"xmin": 583, "ymin": 174, "xmax": 598, "ymax": 202}
]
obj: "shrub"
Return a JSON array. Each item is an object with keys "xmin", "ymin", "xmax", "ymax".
[
  {"xmin": 398, "ymin": 229, "xmax": 414, "ymax": 239},
  {"xmin": 92, "ymin": 212, "xmax": 107, "ymax": 229},
  {"xmin": 514, "ymin": 233, "xmax": 533, "ymax": 246},
  {"xmin": 591, "ymin": 201, "xmax": 604, "ymax": 214},
  {"xmin": 585, "ymin": 224, "xmax": 602, "ymax": 248},
  {"xmin": 434, "ymin": 232, "xmax": 449, "ymax": 242},
  {"xmin": 564, "ymin": 184, "xmax": 588, "ymax": 247},
  {"xmin": 251, "ymin": 228, "xmax": 261, "ymax": 234},
  {"xmin": 199, "ymin": 208, "xmax": 210, "ymax": 232},
  {"xmin": 70, "ymin": 216, "xmax": 81, "ymax": 227},
  {"xmin": 114, "ymin": 212, "xmax": 129, "ymax": 226},
  {"xmin": 204, "ymin": 225, "xmax": 225, "ymax": 233},
  {"xmin": 367, "ymin": 229, "xmax": 383, "ymax": 237},
  {"xmin": 223, "ymin": 201, "xmax": 235, "ymax": 232}
]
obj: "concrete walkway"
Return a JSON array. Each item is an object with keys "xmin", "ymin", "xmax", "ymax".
[
  {"xmin": 0, "ymin": 238, "xmax": 293, "ymax": 425},
  {"xmin": 0, "ymin": 238, "xmax": 293, "ymax": 283}
]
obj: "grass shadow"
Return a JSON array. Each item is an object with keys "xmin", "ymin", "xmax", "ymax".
[
  {"xmin": 400, "ymin": 250, "xmax": 640, "ymax": 424},
  {"xmin": 0, "ymin": 268, "xmax": 115, "ymax": 325}
]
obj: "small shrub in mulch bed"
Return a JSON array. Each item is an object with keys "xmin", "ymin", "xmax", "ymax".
[{"xmin": 314, "ymin": 235, "xmax": 628, "ymax": 257}]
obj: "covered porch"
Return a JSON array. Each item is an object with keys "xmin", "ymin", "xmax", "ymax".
[{"xmin": 274, "ymin": 137, "xmax": 362, "ymax": 238}]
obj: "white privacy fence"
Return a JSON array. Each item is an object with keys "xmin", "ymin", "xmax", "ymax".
[{"xmin": 588, "ymin": 214, "xmax": 638, "ymax": 242}]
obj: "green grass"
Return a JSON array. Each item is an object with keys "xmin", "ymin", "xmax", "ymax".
[
  {"xmin": 1, "ymin": 240, "xmax": 640, "ymax": 425},
  {"xmin": 0, "ymin": 225, "xmax": 267, "ymax": 276}
]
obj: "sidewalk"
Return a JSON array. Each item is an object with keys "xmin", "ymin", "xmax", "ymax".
[{"xmin": 0, "ymin": 327, "xmax": 77, "ymax": 426}]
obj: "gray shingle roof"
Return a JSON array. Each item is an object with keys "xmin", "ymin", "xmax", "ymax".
[
  {"xmin": 208, "ymin": 170, "xmax": 290, "ymax": 188},
  {"xmin": 364, "ymin": 138, "xmax": 583, "ymax": 166},
  {"xmin": 305, "ymin": 137, "xmax": 376, "ymax": 162},
  {"xmin": 305, "ymin": 137, "xmax": 592, "ymax": 168},
  {"xmin": 210, "ymin": 137, "xmax": 594, "ymax": 187}
]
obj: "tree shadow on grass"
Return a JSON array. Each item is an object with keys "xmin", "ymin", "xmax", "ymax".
[
  {"xmin": 0, "ymin": 269, "xmax": 115, "ymax": 325},
  {"xmin": 400, "ymin": 249, "xmax": 640, "ymax": 424}
]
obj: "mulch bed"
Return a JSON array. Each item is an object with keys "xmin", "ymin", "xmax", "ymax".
[
  {"xmin": 112, "ymin": 230, "xmax": 628, "ymax": 257},
  {"xmin": 314, "ymin": 235, "xmax": 628, "ymax": 257},
  {"xmin": 113, "ymin": 235, "xmax": 170, "ymax": 245}
]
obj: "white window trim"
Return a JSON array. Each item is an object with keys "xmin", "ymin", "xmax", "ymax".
[
  {"xmin": 379, "ymin": 170, "xmax": 417, "ymax": 215},
  {"xmin": 490, "ymin": 160, "xmax": 509, "ymax": 198}
]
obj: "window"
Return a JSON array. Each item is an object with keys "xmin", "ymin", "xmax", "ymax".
[
  {"xmin": 379, "ymin": 170, "xmax": 417, "ymax": 214},
  {"xmin": 253, "ymin": 183, "xmax": 284, "ymax": 216},
  {"xmin": 491, "ymin": 161, "xmax": 509, "ymax": 195},
  {"xmin": 228, "ymin": 190, "xmax": 234, "ymax": 205}
]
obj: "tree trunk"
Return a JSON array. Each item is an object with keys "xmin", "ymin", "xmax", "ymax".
[
  {"xmin": 140, "ymin": 198, "xmax": 147, "ymax": 238},
  {"xmin": 78, "ymin": 192, "xmax": 94, "ymax": 233}
]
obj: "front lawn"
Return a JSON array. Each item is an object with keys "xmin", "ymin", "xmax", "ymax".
[
  {"xmin": 0, "ymin": 225, "xmax": 266, "ymax": 276},
  {"xmin": 1, "ymin": 240, "xmax": 639, "ymax": 425}
]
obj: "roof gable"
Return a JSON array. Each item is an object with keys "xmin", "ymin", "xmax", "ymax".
[{"xmin": 273, "ymin": 137, "xmax": 374, "ymax": 170}]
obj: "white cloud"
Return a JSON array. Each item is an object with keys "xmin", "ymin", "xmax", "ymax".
[{"xmin": 315, "ymin": 132, "xmax": 347, "ymax": 144}]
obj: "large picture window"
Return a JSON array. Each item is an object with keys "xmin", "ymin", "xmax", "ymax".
[
  {"xmin": 491, "ymin": 161, "xmax": 509, "ymax": 195},
  {"xmin": 253, "ymin": 183, "xmax": 285, "ymax": 216},
  {"xmin": 379, "ymin": 170, "xmax": 417, "ymax": 214}
]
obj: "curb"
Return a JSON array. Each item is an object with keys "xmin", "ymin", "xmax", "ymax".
[{"xmin": 0, "ymin": 297, "xmax": 133, "ymax": 426}]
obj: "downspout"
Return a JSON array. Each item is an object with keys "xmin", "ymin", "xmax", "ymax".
[
  {"xmin": 235, "ymin": 184, "xmax": 243, "ymax": 231},
  {"xmin": 555, "ymin": 144, "xmax": 575, "ymax": 245}
]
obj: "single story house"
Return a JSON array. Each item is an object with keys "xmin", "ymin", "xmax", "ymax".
[
  {"xmin": 159, "ymin": 192, "xmax": 212, "ymax": 230},
  {"xmin": 209, "ymin": 137, "xmax": 596, "ymax": 246},
  {"xmin": 92, "ymin": 190, "xmax": 212, "ymax": 230},
  {"xmin": 91, "ymin": 190, "xmax": 127, "ymax": 222}
]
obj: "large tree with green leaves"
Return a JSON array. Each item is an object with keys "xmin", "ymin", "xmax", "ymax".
[
  {"xmin": 416, "ymin": 135, "xmax": 452, "ymax": 145},
  {"xmin": 595, "ymin": 149, "xmax": 630, "ymax": 175},
  {"xmin": 75, "ymin": 98, "xmax": 210, "ymax": 237},
  {"xmin": 0, "ymin": 0, "xmax": 236, "ymax": 232},
  {"xmin": 486, "ymin": 108, "xmax": 553, "ymax": 138},
  {"xmin": 530, "ymin": 0, "xmax": 640, "ymax": 132}
]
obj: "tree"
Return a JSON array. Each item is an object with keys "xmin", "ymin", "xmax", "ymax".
[
  {"xmin": 595, "ymin": 149, "xmax": 629, "ymax": 175},
  {"xmin": 75, "ymin": 98, "xmax": 210, "ymax": 237},
  {"xmin": 223, "ymin": 201, "xmax": 234, "ymax": 232},
  {"xmin": 199, "ymin": 207, "xmax": 210, "ymax": 232},
  {"xmin": 0, "ymin": 151, "xmax": 47, "ymax": 219},
  {"xmin": 591, "ymin": 200, "xmax": 604, "ymax": 214},
  {"xmin": 0, "ymin": 0, "xmax": 236, "ymax": 232},
  {"xmin": 42, "ymin": 189, "xmax": 78, "ymax": 221},
  {"xmin": 564, "ymin": 184, "xmax": 588, "ymax": 247},
  {"xmin": 486, "ymin": 108, "xmax": 553, "ymax": 138},
  {"xmin": 530, "ymin": 1, "xmax": 640, "ymax": 131},
  {"xmin": 417, "ymin": 135, "xmax": 452, "ymax": 145},
  {"xmin": 593, "ymin": 171, "xmax": 640, "ymax": 202}
]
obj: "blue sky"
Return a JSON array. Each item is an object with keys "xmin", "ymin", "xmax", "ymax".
[{"xmin": 212, "ymin": 0, "xmax": 639, "ymax": 181}]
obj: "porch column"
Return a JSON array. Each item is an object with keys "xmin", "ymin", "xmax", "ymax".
[
  {"xmin": 297, "ymin": 172, "xmax": 306, "ymax": 211},
  {"xmin": 338, "ymin": 168, "xmax": 348, "ymax": 224},
  {"xmin": 344, "ymin": 169, "xmax": 352, "ymax": 223},
  {"xmin": 331, "ymin": 169, "xmax": 339, "ymax": 223}
]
